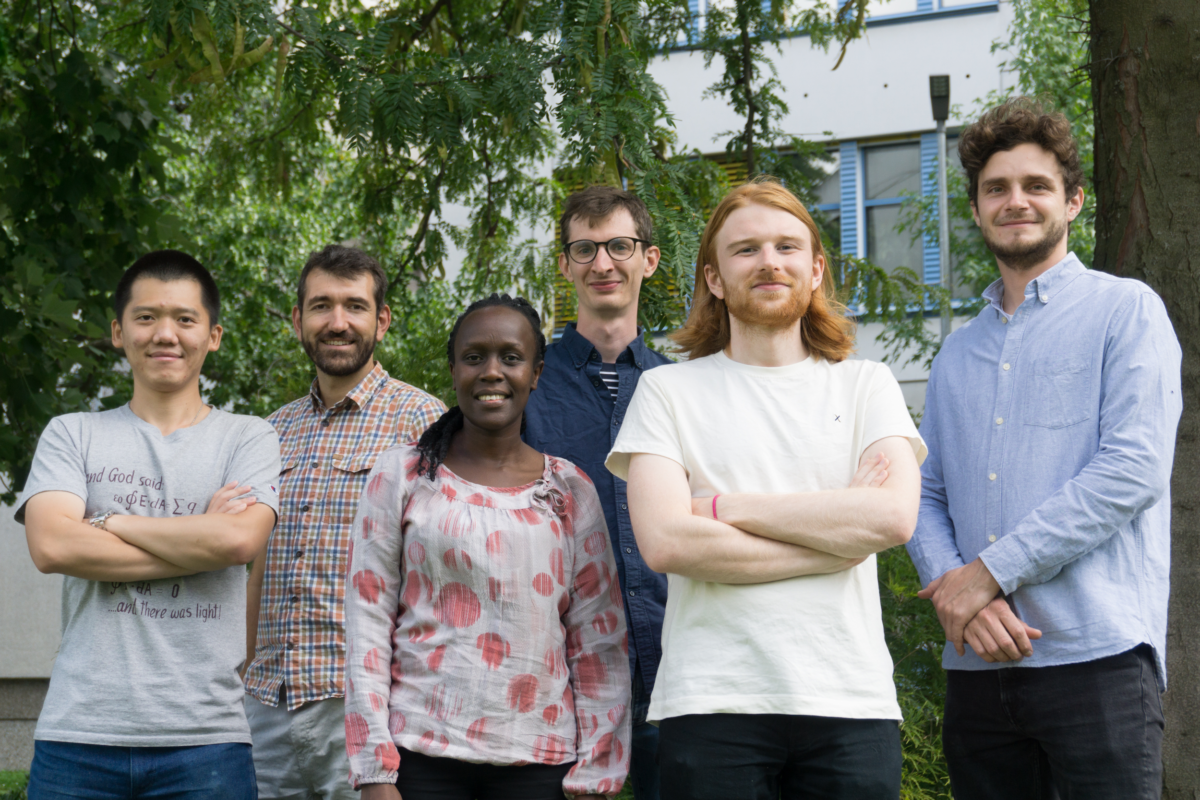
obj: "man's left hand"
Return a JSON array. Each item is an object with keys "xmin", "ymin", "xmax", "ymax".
[{"xmin": 918, "ymin": 558, "xmax": 1002, "ymax": 656}]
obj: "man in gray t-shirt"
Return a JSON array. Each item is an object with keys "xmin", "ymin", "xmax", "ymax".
[{"xmin": 17, "ymin": 250, "xmax": 280, "ymax": 800}]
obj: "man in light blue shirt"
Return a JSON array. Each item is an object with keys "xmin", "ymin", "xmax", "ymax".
[{"xmin": 908, "ymin": 98, "xmax": 1182, "ymax": 799}]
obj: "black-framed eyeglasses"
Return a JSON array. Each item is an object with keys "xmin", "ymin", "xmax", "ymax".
[{"xmin": 563, "ymin": 237, "xmax": 651, "ymax": 264}]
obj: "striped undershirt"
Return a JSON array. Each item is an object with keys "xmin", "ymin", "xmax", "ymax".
[{"xmin": 598, "ymin": 364, "xmax": 619, "ymax": 399}]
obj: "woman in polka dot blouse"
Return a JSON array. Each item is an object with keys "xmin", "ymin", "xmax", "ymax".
[{"xmin": 344, "ymin": 295, "xmax": 631, "ymax": 799}]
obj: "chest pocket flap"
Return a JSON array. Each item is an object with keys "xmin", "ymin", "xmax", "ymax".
[{"xmin": 1023, "ymin": 357, "xmax": 1092, "ymax": 429}]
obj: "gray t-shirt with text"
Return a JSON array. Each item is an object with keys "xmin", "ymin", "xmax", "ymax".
[{"xmin": 16, "ymin": 405, "xmax": 281, "ymax": 747}]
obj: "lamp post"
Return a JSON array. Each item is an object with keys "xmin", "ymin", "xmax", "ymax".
[{"xmin": 929, "ymin": 75, "xmax": 951, "ymax": 343}]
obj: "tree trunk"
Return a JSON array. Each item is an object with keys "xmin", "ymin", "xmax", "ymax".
[{"xmin": 1089, "ymin": 2, "xmax": 1200, "ymax": 795}]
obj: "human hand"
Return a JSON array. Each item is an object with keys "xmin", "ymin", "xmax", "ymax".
[
  {"xmin": 205, "ymin": 481, "xmax": 257, "ymax": 515},
  {"xmin": 917, "ymin": 558, "xmax": 1002, "ymax": 656},
  {"xmin": 963, "ymin": 597, "xmax": 1042, "ymax": 663},
  {"xmin": 849, "ymin": 452, "xmax": 890, "ymax": 489},
  {"xmin": 361, "ymin": 784, "xmax": 403, "ymax": 800}
]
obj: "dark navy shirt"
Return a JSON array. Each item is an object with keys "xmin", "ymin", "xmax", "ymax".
[{"xmin": 524, "ymin": 323, "xmax": 672, "ymax": 694}]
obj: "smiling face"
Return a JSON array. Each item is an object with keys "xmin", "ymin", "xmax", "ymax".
[
  {"xmin": 704, "ymin": 203, "xmax": 826, "ymax": 331},
  {"xmin": 971, "ymin": 142, "xmax": 1084, "ymax": 271},
  {"xmin": 293, "ymin": 269, "xmax": 390, "ymax": 379},
  {"xmin": 111, "ymin": 277, "xmax": 222, "ymax": 394},
  {"xmin": 559, "ymin": 208, "xmax": 660, "ymax": 319},
  {"xmin": 450, "ymin": 305, "xmax": 543, "ymax": 434}
]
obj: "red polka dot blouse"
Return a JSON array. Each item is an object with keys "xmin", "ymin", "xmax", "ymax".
[{"xmin": 344, "ymin": 443, "xmax": 631, "ymax": 796}]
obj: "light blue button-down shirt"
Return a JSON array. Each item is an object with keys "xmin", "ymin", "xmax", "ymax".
[{"xmin": 907, "ymin": 253, "xmax": 1182, "ymax": 684}]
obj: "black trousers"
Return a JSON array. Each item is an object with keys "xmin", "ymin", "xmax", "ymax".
[
  {"xmin": 944, "ymin": 644, "xmax": 1164, "ymax": 800},
  {"xmin": 658, "ymin": 713, "xmax": 901, "ymax": 800},
  {"xmin": 393, "ymin": 748, "xmax": 573, "ymax": 800}
]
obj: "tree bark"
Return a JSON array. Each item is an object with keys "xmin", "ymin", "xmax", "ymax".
[{"xmin": 1089, "ymin": 2, "xmax": 1200, "ymax": 795}]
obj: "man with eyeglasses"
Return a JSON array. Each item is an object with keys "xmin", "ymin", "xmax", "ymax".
[{"xmin": 523, "ymin": 185, "xmax": 671, "ymax": 800}]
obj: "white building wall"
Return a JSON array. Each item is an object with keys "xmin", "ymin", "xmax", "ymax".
[
  {"xmin": 0, "ymin": 506, "xmax": 60, "ymax": 769},
  {"xmin": 651, "ymin": 3, "xmax": 1014, "ymax": 151}
]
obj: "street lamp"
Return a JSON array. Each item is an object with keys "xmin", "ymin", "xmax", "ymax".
[{"xmin": 929, "ymin": 75, "xmax": 952, "ymax": 343}]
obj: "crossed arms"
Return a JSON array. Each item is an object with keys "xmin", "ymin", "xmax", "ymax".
[
  {"xmin": 25, "ymin": 482, "xmax": 276, "ymax": 582},
  {"xmin": 626, "ymin": 435, "xmax": 921, "ymax": 585}
]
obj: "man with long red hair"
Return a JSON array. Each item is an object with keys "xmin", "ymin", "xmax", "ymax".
[{"xmin": 606, "ymin": 178, "xmax": 926, "ymax": 799}]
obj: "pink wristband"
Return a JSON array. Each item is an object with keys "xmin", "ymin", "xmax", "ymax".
[{"xmin": 712, "ymin": 495, "xmax": 720, "ymax": 521}]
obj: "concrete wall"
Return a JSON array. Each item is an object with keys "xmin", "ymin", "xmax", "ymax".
[{"xmin": 0, "ymin": 506, "xmax": 60, "ymax": 770}]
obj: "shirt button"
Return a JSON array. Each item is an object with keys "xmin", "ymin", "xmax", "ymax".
[
  {"xmin": 625, "ymin": 547, "xmax": 633, "ymax": 554},
  {"xmin": 294, "ymin": 549, "xmax": 304, "ymax": 558},
  {"xmin": 988, "ymin": 535, "xmax": 997, "ymax": 543},
  {"xmin": 620, "ymin": 503, "xmax": 627, "ymax": 510},
  {"xmin": 628, "ymin": 590, "xmax": 636, "ymax": 597},
  {"xmin": 286, "ymin": 642, "xmax": 296, "ymax": 650},
  {"xmin": 1002, "ymin": 317, "xmax": 1009, "ymax": 324},
  {"xmin": 1002, "ymin": 363, "xmax": 1011, "ymax": 371},
  {"xmin": 1040, "ymin": 295, "xmax": 1048, "ymax": 302},
  {"xmin": 989, "ymin": 473, "xmax": 997, "ymax": 481},
  {"xmin": 995, "ymin": 417, "xmax": 1004, "ymax": 425},
  {"xmin": 290, "ymin": 595, "xmax": 300, "ymax": 603},
  {"xmin": 300, "ymin": 504, "xmax": 311, "ymax": 512},
  {"xmin": 311, "ymin": 460, "xmax": 319, "ymax": 468},
  {"xmin": 320, "ymin": 418, "xmax": 330, "ymax": 427}
]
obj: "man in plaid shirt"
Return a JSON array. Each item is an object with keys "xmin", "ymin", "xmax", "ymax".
[{"xmin": 243, "ymin": 245, "xmax": 445, "ymax": 800}]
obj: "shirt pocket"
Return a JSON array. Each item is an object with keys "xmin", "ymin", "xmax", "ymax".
[
  {"xmin": 277, "ymin": 449, "xmax": 303, "ymax": 510},
  {"xmin": 328, "ymin": 452, "xmax": 381, "ymax": 526},
  {"xmin": 1022, "ymin": 358, "xmax": 1092, "ymax": 429}
]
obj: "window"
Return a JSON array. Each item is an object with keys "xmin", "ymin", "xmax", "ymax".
[
  {"xmin": 863, "ymin": 142, "xmax": 923, "ymax": 278},
  {"xmin": 812, "ymin": 152, "xmax": 841, "ymax": 250}
]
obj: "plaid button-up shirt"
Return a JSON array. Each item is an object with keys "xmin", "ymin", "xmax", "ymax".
[{"xmin": 245, "ymin": 362, "xmax": 445, "ymax": 709}]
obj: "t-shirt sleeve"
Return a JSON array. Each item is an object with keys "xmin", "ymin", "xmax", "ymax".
[
  {"xmin": 604, "ymin": 372, "xmax": 684, "ymax": 481},
  {"xmin": 15, "ymin": 416, "xmax": 87, "ymax": 524},
  {"xmin": 860, "ymin": 363, "xmax": 927, "ymax": 466},
  {"xmin": 225, "ymin": 417, "xmax": 282, "ymax": 516}
]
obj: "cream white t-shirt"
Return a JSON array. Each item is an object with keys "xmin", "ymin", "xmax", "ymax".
[{"xmin": 606, "ymin": 350, "xmax": 926, "ymax": 723}]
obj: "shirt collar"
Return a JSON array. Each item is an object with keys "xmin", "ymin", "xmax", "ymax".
[
  {"xmin": 308, "ymin": 361, "xmax": 389, "ymax": 415},
  {"xmin": 559, "ymin": 322, "xmax": 651, "ymax": 369},
  {"xmin": 982, "ymin": 252, "xmax": 1085, "ymax": 317}
]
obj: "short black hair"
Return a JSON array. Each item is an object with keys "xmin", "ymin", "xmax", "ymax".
[
  {"xmin": 113, "ymin": 250, "xmax": 220, "ymax": 326},
  {"xmin": 297, "ymin": 245, "xmax": 388, "ymax": 313}
]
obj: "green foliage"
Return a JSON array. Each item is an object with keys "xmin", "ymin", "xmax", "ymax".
[
  {"xmin": 0, "ymin": 11, "xmax": 174, "ymax": 502},
  {"xmin": 0, "ymin": 771, "xmax": 28, "ymax": 800},
  {"xmin": 880, "ymin": 546, "xmax": 953, "ymax": 800}
]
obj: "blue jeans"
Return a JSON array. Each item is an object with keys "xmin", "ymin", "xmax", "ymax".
[
  {"xmin": 628, "ymin": 671, "xmax": 660, "ymax": 800},
  {"xmin": 28, "ymin": 740, "xmax": 257, "ymax": 800}
]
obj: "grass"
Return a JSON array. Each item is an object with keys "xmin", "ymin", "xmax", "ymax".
[{"xmin": 0, "ymin": 771, "xmax": 27, "ymax": 800}]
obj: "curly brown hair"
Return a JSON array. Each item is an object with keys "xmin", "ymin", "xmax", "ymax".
[{"xmin": 958, "ymin": 97, "xmax": 1084, "ymax": 205}]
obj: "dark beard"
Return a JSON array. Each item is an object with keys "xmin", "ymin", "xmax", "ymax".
[
  {"xmin": 724, "ymin": 280, "xmax": 811, "ymax": 331},
  {"xmin": 302, "ymin": 332, "xmax": 377, "ymax": 377},
  {"xmin": 982, "ymin": 214, "xmax": 1069, "ymax": 271}
]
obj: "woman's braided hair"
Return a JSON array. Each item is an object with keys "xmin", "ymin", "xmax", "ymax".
[{"xmin": 415, "ymin": 293, "xmax": 547, "ymax": 479}]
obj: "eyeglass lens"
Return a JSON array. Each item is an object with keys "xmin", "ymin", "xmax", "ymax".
[{"xmin": 568, "ymin": 238, "xmax": 638, "ymax": 263}]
